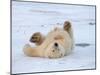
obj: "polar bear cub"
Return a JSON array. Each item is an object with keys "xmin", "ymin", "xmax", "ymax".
[{"xmin": 23, "ymin": 21, "xmax": 74, "ymax": 58}]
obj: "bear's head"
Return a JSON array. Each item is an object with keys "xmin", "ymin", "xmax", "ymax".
[{"xmin": 44, "ymin": 41, "xmax": 66, "ymax": 58}]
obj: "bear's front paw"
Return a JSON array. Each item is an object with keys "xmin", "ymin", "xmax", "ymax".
[
  {"xmin": 30, "ymin": 32, "xmax": 44, "ymax": 45},
  {"xmin": 64, "ymin": 21, "xmax": 71, "ymax": 31}
]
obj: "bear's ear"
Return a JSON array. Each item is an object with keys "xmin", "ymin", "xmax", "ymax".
[{"xmin": 63, "ymin": 21, "xmax": 71, "ymax": 31}]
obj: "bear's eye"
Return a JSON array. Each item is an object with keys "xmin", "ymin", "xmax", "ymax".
[{"xmin": 52, "ymin": 50, "xmax": 55, "ymax": 52}]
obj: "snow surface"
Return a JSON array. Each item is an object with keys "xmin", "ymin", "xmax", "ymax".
[{"xmin": 12, "ymin": 1, "xmax": 96, "ymax": 74}]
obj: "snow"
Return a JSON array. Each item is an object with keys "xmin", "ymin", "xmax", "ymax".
[{"xmin": 12, "ymin": 1, "xmax": 96, "ymax": 74}]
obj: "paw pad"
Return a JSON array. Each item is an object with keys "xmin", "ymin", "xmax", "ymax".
[{"xmin": 30, "ymin": 32, "xmax": 41, "ymax": 43}]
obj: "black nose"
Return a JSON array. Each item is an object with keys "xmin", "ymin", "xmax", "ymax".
[{"xmin": 54, "ymin": 43, "xmax": 58, "ymax": 47}]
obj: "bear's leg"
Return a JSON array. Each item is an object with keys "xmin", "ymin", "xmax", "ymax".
[
  {"xmin": 63, "ymin": 21, "xmax": 74, "ymax": 49},
  {"xmin": 30, "ymin": 32, "xmax": 45, "ymax": 45},
  {"xmin": 23, "ymin": 44, "xmax": 43, "ymax": 57},
  {"xmin": 63, "ymin": 21, "xmax": 73, "ymax": 39}
]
